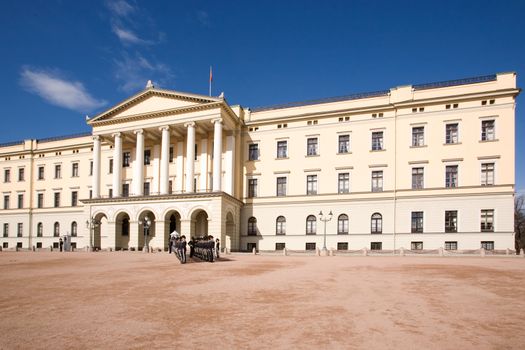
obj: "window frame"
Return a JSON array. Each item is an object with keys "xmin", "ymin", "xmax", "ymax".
[
  {"xmin": 371, "ymin": 131, "xmax": 384, "ymax": 151},
  {"xmin": 247, "ymin": 217, "xmax": 257, "ymax": 236},
  {"xmin": 306, "ymin": 215, "xmax": 317, "ymax": 235},
  {"xmin": 276, "ymin": 177, "xmax": 287, "ymax": 196},
  {"xmin": 338, "ymin": 134, "xmax": 350, "ymax": 154},
  {"xmin": 248, "ymin": 143, "xmax": 259, "ymax": 161},
  {"xmin": 481, "ymin": 120, "xmax": 495, "ymax": 141},
  {"xmin": 276, "ymin": 216, "xmax": 286, "ymax": 235},
  {"xmin": 445, "ymin": 123, "xmax": 459, "ymax": 144},
  {"xmin": 411, "ymin": 211, "xmax": 424, "ymax": 233},
  {"xmin": 306, "ymin": 175, "xmax": 318, "ymax": 195},
  {"xmin": 371, "ymin": 170, "xmax": 383, "ymax": 192},
  {"xmin": 337, "ymin": 214, "xmax": 349, "ymax": 235},
  {"xmin": 306, "ymin": 137, "xmax": 319, "ymax": 156},
  {"xmin": 338, "ymin": 173, "xmax": 350, "ymax": 194},
  {"xmin": 445, "ymin": 210, "xmax": 458, "ymax": 233},
  {"xmin": 411, "ymin": 126, "xmax": 425, "ymax": 147},
  {"xmin": 445, "ymin": 165, "xmax": 458, "ymax": 188},
  {"xmin": 276, "ymin": 140, "xmax": 288, "ymax": 159}
]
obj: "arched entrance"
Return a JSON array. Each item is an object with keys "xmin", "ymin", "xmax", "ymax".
[
  {"xmin": 93, "ymin": 213, "xmax": 108, "ymax": 250},
  {"xmin": 225, "ymin": 212, "xmax": 234, "ymax": 252},
  {"xmin": 115, "ymin": 212, "xmax": 131, "ymax": 250},
  {"xmin": 191, "ymin": 209, "xmax": 209, "ymax": 238},
  {"xmin": 164, "ymin": 210, "xmax": 181, "ymax": 251},
  {"xmin": 137, "ymin": 210, "xmax": 156, "ymax": 251}
]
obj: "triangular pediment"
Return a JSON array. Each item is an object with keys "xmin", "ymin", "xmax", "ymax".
[{"xmin": 88, "ymin": 88, "xmax": 221, "ymax": 124}]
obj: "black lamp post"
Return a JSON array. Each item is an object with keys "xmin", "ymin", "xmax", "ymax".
[
  {"xmin": 318, "ymin": 210, "xmax": 333, "ymax": 255},
  {"xmin": 86, "ymin": 218, "xmax": 100, "ymax": 252},
  {"xmin": 143, "ymin": 215, "xmax": 152, "ymax": 253}
]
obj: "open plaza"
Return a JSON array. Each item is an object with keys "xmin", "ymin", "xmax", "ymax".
[{"xmin": 0, "ymin": 251, "xmax": 523, "ymax": 349}]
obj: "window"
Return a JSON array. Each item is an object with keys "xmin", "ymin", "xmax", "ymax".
[
  {"xmin": 17, "ymin": 223, "xmax": 23, "ymax": 237},
  {"xmin": 3, "ymin": 195, "xmax": 9, "ymax": 209},
  {"xmin": 37, "ymin": 193, "xmax": 44, "ymax": 208},
  {"xmin": 411, "ymin": 212, "xmax": 423, "ymax": 233},
  {"xmin": 277, "ymin": 141, "xmax": 288, "ymax": 158},
  {"xmin": 71, "ymin": 222, "xmax": 77, "ymax": 237},
  {"xmin": 338, "ymin": 214, "xmax": 349, "ymax": 234},
  {"xmin": 168, "ymin": 180, "xmax": 173, "ymax": 195},
  {"xmin": 371, "ymin": 213, "xmax": 382, "ymax": 233},
  {"xmin": 276, "ymin": 177, "xmax": 287, "ymax": 196},
  {"xmin": 144, "ymin": 182, "xmax": 150, "ymax": 196},
  {"xmin": 306, "ymin": 242, "xmax": 316, "ymax": 251},
  {"xmin": 412, "ymin": 168, "xmax": 424, "ymax": 189},
  {"xmin": 481, "ymin": 241, "xmax": 494, "ymax": 250},
  {"xmin": 3, "ymin": 223, "xmax": 8, "ymax": 237},
  {"xmin": 481, "ymin": 120, "xmax": 495, "ymax": 141},
  {"xmin": 337, "ymin": 242, "xmax": 348, "ymax": 250},
  {"xmin": 123, "ymin": 152, "xmax": 131, "ymax": 167},
  {"xmin": 144, "ymin": 150, "xmax": 151, "ymax": 165},
  {"xmin": 89, "ymin": 190, "xmax": 92, "ymax": 199},
  {"xmin": 445, "ymin": 165, "xmax": 458, "ymax": 188},
  {"xmin": 17, "ymin": 194, "xmax": 23, "ymax": 209},
  {"xmin": 89, "ymin": 161, "xmax": 93, "ymax": 175},
  {"xmin": 53, "ymin": 222, "xmax": 60, "ymax": 237},
  {"xmin": 4, "ymin": 169, "xmax": 10, "ymax": 182},
  {"xmin": 276, "ymin": 216, "xmax": 286, "ymax": 235},
  {"xmin": 445, "ymin": 123, "xmax": 458, "ymax": 144},
  {"xmin": 72, "ymin": 163, "xmax": 79, "ymax": 177},
  {"xmin": 38, "ymin": 166, "xmax": 44, "ymax": 180},
  {"xmin": 371, "ymin": 131, "xmax": 384, "ymax": 150},
  {"xmin": 307, "ymin": 138, "xmax": 318, "ymax": 156},
  {"xmin": 411, "ymin": 242, "xmax": 423, "ymax": 250},
  {"xmin": 338, "ymin": 173, "xmax": 350, "ymax": 194},
  {"xmin": 371, "ymin": 242, "xmax": 382, "ymax": 250},
  {"xmin": 307, "ymin": 175, "xmax": 317, "ymax": 195},
  {"xmin": 18, "ymin": 168, "xmax": 25, "ymax": 181},
  {"xmin": 371, "ymin": 171, "xmax": 383, "ymax": 192},
  {"xmin": 109, "ymin": 189, "xmax": 113, "ymax": 198},
  {"xmin": 247, "ymin": 217, "xmax": 257, "ymax": 235},
  {"xmin": 122, "ymin": 184, "xmax": 129, "ymax": 197},
  {"xmin": 248, "ymin": 179, "xmax": 258, "ymax": 198},
  {"xmin": 338, "ymin": 135, "xmax": 350, "ymax": 153},
  {"xmin": 481, "ymin": 209, "xmax": 494, "ymax": 232},
  {"xmin": 169, "ymin": 146, "xmax": 174, "ymax": 163},
  {"xmin": 481, "ymin": 163, "xmax": 494, "ymax": 186},
  {"xmin": 55, "ymin": 165, "xmax": 61, "ymax": 179},
  {"xmin": 109, "ymin": 159, "xmax": 113, "ymax": 174},
  {"xmin": 306, "ymin": 215, "xmax": 317, "ymax": 235},
  {"xmin": 54, "ymin": 192, "xmax": 60, "ymax": 208},
  {"xmin": 275, "ymin": 243, "xmax": 286, "ymax": 250},
  {"xmin": 445, "ymin": 210, "xmax": 457, "ymax": 233},
  {"xmin": 71, "ymin": 191, "xmax": 78, "ymax": 207},
  {"xmin": 412, "ymin": 127, "xmax": 424, "ymax": 146},
  {"xmin": 37, "ymin": 223, "xmax": 43, "ymax": 237},
  {"xmin": 248, "ymin": 144, "xmax": 259, "ymax": 161},
  {"xmin": 445, "ymin": 241, "xmax": 457, "ymax": 250}
]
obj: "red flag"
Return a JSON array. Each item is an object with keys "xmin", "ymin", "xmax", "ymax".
[{"xmin": 209, "ymin": 66, "xmax": 213, "ymax": 83}]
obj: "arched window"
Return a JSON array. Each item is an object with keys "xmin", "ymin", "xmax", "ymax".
[
  {"xmin": 306, "ymin": 215, "xmax": 317, "ymax": 235},
  {"xmin": 37, "ymin": 222, "xmax": 43, "ymax": 237},
  {"xmin": 71, "ymin": 222, "xmax": 77, "ymax": 237},
  {"xmin": 338, "ymin": 214, "xmax": 349, "ymax": 234},
  {"xmin": 371, "ymin": 213, "xmax": 382, "ymax": 234},
  {"xmin": 276, "ymin": 216, "xmax": 286, "ymax": 235},
  {"xmin": 54, "ymin": 222, "xmax": 60, "ymax": 237},
  {"xmin": 122, "ymin": 218, "xmax": 130, "ymax": 236},
  {"xmin": 248, "ymin": 217, "xmax": 257, "ymax": 236}
]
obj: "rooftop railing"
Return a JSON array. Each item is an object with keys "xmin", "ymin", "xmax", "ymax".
[
  {"xmin": 413, "ymin": 74, "xmax": 497, "ymax": 91},
  {"xmin": 36, "ymin": 131, "xmax": 92, "ymax": 144}
]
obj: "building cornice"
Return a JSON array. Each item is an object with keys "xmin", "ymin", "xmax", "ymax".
[{"xmin": 81, "ymin": 191, "xmax": 244, "ymax": 206}]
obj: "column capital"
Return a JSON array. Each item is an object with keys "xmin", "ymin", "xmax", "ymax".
[
  {"xmin": 184, "ymin": 122, "xmax": 195, "ymax": 128},
  {"xmin": 92, "ymin": 135, "xmax": 101, "ymax": 141},
  {"xmin": 211, "ymin": 118, "xmax": 223, "ymax": 125},
  {"xmin": 159, "ymin": 125, "xmax": 170, "ymax": 132},
  {"xmin": 134, "ymin": 129, "xmax": 144, "ymax": 135},
  {"xmin": 112, "ymin": 132, "xmax": 122, "ymax": 138}
]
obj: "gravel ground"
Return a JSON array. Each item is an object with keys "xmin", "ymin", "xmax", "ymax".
[{"xmin": 0, "ymin": 251, "xmax": 523, "ymax": 350}]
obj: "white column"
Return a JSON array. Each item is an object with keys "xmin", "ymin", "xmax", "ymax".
[
  {"xmin": 92, "ymin": 136, "xmax": 101, "ymax": 198},
  {"xmin": 200, "ymin": 138, "xmax": 208, "ymax": 192},
  {"xmin": 175, "ymin": 141, "xmax": 184, "ymax": 193},
  {"xmin": 225, "ymin": 133, "xmax": 235, "ymax": 195},
  {"xmin": 159, "ymin": 126, "xmax": 170, "ymax": 195},
  {"xmin": 133, "ymin": 129, "xmax": 144, "ymax": 196},
  {"xmin": 185, "ymin": 122, "xmax": 196, "ymax": 192},
  {"xmin": 112, "ymin": 133, "xmax": 122, "ymax": 197},
  {"xmin": 212, "ymin": 118, "xmax": 223, "ymax": 192}
]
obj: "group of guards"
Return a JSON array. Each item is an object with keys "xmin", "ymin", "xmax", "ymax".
[{"xmin": 169, "ymin": 235, "xmax": 220, "ymax": 264}]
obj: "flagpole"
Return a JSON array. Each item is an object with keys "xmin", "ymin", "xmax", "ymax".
[{"xmin": 209, "ymin": 66, "xmax": 212, "ymax": 96}]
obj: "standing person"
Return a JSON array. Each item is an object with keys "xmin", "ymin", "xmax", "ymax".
[
  {"xmin": 188, "ymin": 237, "xmax": 195, "ymax": 258},
  {"xmin": 178, "ymin": 235, "xmax": 187, "ymax": 264},
  {"xmin": 168, "ymin": 235, "xmax": 173, "ymax": 254},
  {"xmin": 59, "ymin": 237, "xmax": 63, "ymax": 252},
  {"xmin": 215, "ymin": 238, "xmax": 220, "ymax": 259}
]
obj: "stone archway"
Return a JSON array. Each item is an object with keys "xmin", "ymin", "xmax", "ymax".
[
  {"xmin": 137, "ymin": 210, "xmax": 156, "ymax": 251},
  {"xmin": 115, "ymin": 211, "xmax": 131, "ymax": 250},
  {"xmin": 93, "ymin": 212, "xmax": 108, "ymax": 250},
  {"xmin": 191, "ymin": 209, "xmax": 209, "ymax": 238},
  {"xmin": 164, "ymin": 210, "xmax": 181, "ymax": 251}
]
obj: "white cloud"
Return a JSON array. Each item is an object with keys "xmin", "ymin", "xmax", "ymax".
[
  {"xmin": 20, "ymin": 68, "xmax": 107, "ymax": 112},
  {"xmin": 114, "ymin": 53, "xmax": 174, "ymax": 93},
  {"xmin": 112, "ymin": 24, "xmax": 151, "ymax": 45},
  {"xmin": 107, "ymin": 0, "xmax": 135, "ymax": 17},
  {"xmin": 197, "ymin": 10, "xmax": 211, "ymax": 27}
]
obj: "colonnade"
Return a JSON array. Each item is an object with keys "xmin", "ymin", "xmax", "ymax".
[{"xmin": 91, "ymin": 118, "xmax": 228, "ymax": 198}]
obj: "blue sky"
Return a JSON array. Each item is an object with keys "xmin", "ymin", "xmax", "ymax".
[{"xmin": 0, "ymin": 0, "xmax": 524, "ymax": 190}]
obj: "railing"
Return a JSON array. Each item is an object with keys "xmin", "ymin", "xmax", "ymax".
[
  {"xmin": 413, "ymin": 74, "xmax": 497, "ymax": 91},
  {"xmin": 0, "ymin": 140, "xmax": 24, "ymax": 148},
  {"xmin": 36, "ymin": 132, "xmax": 92, "ymax": 144}
]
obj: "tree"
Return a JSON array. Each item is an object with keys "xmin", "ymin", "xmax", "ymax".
[{"xmin": 515, "ymin": 194, "xmax": 525, "ymax": 254}]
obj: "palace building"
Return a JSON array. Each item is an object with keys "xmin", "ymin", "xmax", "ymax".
[{"xmin": 0, "ymin": 72, "xmax": 519, "ymax": 252}]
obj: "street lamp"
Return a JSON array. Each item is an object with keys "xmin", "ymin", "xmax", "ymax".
[
  {"xmin": 86, "ymin": 218, "xmax": 100, "ymax": 252},
  {"xmin": 318, "ymin": 210, "xmax": 333, "ymax": 256},
  {"xmin": 143, "ymin": 215, "xmax": 152, "ymax": 253}
]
